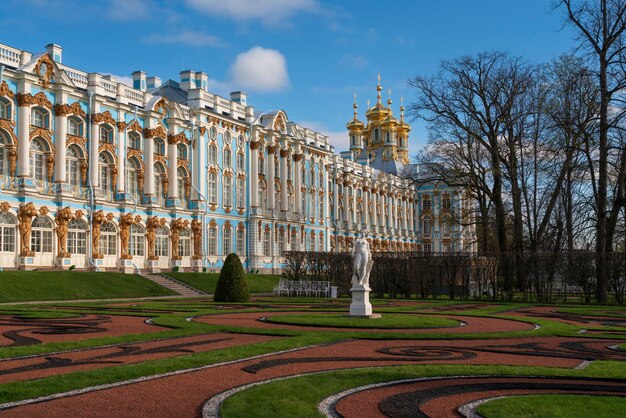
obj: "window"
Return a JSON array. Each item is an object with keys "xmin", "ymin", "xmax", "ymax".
[
  {"xmin": 209, "ymin": 126, "xmax": 217, "ymax": 140},
  {"xmin": 274, "ymin": 158, "xmax": 279, "ymax": 177},
  {"xmin": 236, "ymin": 178, "xmax": 245, "ymax": 209},
  {"xmin": 127, "ymin": 158, "xmax": 140, "ymax": 198},
  {"xmin": 223, "ymin": 227, "xmax": 231, "ymax": 255},
  {"xmin": 237, "ymin": 135, "xmax": 244, "ymax": 148},
  {"xmin": 99, "ymin": 153, "xmax": 114, "ymax": 197},
  {"xmin": 29, "ymin": 139, "xmax": 47, "ymax": 186},
  {"xmin": 208, "ymin": 172, "xmax": 218, "ymax": 204},
  {"xmin": 223, "ymin": 176, "xmax": 232, "ymax": 207},
  {"xmin": 386, "ymin": 131, "xmax": 390, "ymax": 142},
  {"xmin": 129, "ymin": 224, "xmax": 145, "ymax": 256},
  {"xmin": 422, "ymin": 218, "xmax": 431, "ymax": 236},
  {"xmin": 0, "ymin": 212, "xmax": 16, "ymax": 253},
  {"xmin": 422, "ymin": 196, "xmax": 431, "ymax": 211},
  {"xmin": 237, "ymin": 152, "xmax": 245, "ymax": 172},
  {"xmin": 236, "ymin": 227, "xmax": 245, "ymax": 255},
  {"xmin": 278, "ymin": 230, "xmax": 285, "ymax": 255},
  {"xmin": 258, "ymin": 181, "xmax": 266, "ymax": 210},
  {"xmin": 68, "ymin": 117, "xmax": 83, "ymax": 136},
  {"xmin": 177, "ymin": 167, "xmax": 187, "ymax": 203},
  {"xmin": 31, "ymin": 108, "xmax": 47, "ymax": 128},
  {"xmin": 155, "ymin": 226, "xmax": 169, "ymax": 257},
  {"xmin": 154, "ymin": 138, "xmax": 165, "ymax": 155},
  {"xmin": 263, "ymin": 228, "xmax": 270, "ymax": 256},
  {"xmin": 100, "ymin": 222, "xmax": 117, "ymax": 256},
  {"xmin": 208, "ymin": 224, "xmax": 217, "ymax": 255},
  {"xmin": 31, "ymin": 216, "xmax": 53, "ymax": 253},
  {"xmin": 224, "ymin": 130, "xmax": 231, "ymax": 145},
  {"xmin": 128, "ymin": 132, "xmax": 141, "ymax": 150},
  {"xmin": 209, "ymin": 144, "xmax": 217, "ymax": 164},
  {"xmin": 224, "ymin": 148, "xmax": 232, "ymax": 168},
  {"xmin": 442, "ymin": 217, "xmax": 452, "ymax": 237},
  {"xmin": 100, "ymin": 125, "xmax": 113, "ymax": 144},
  {"xmin": 154, "ymin": 163, "xmax": 166, "ymax": 204},
  {"xmin": 177, "ymin": 144, "xmax": 188, "ymax": 160},
  {"xmin": 0, "ymin": 98, "xmax": 11, "ymax": 120},
  {"xmin": 374, "ymin": 129, "xmax": 379, "ymax": 142},
  {"xmin": 424, "ymin": 243, "xmax": 432, "ymax": 253},
  {"xmin": 319, "ymin": 198, "xmax": 324, "ymax": 220},
  {"xmin": 319, "ymin": 233, "xmax": 324, "ymax": 252},
  {"xmin": 0, "ymin": 135, "xmax": 8, "ymax": 177},
  {"xmin": 259, "ymin": 157, "xmax": 264, "ymax": 175},
  {"xmin": 291, "ymin": 229, "xmax": 297, "ymax": 251},
  {"xmin": 179, "ymin": 228, "xmax": 191, "ymax": 257},
  {"xmin": 442, "ymin": 195, "xmax": 452, "ymax": 211},
  {"xmin": 67, "ymin": 219, "xmax": 87, "ymax": 255}
]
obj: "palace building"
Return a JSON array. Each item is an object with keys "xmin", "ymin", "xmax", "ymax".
[{"xmin": 0, "ymin": 42, "xmax": 476, "ymax": 273}]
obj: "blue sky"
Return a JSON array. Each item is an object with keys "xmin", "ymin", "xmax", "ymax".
[{"xmin": 0, "ymin": 0, "xmax": 578, "ymax": 154}]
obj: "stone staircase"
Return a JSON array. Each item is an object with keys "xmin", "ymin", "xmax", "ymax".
[{"xmin": 144, "ymin": 274, "xmax": 207, "ymax": 297}]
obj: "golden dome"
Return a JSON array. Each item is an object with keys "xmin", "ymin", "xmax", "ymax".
[{"xmin": 346, "ymin": 98, "xmax": 364, "ymax": 131}]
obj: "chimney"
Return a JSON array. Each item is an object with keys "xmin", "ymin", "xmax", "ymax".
[
  {"xmin": 179, "ymin": 70, "xmax": 195, "ymax": 91},
  {"xmin": 146, "ymin": 76, "xmax": 161, "ymax": 90},
  {"xmin": 230, "ymin": 91, "xmax": 247, "ymax": 106},
  {"xmin": 45, "ymin": 43, "xmax": 63, "ymax": 63},
  {"xmin": 196, "ymin": 72, "xmax": 208, "ymax": 91},
  {"xmin": 132, "ymin": 70, "xmax": 147, "ymax": 92}
]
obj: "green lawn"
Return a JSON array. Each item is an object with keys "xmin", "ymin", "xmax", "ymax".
[
  {"xmin": 0, "ymin": 271, "xmax": 176, "ymax": 302},
  {"xmin": 265, "ymin": 313, "xmax": 459, "ymax": 328},
  {"xmin": 165, "ymin": 272, "xmax": 280, "ymax": 294},
  {"xmin": 477, "ymin": 394, "xmax": 626, "ymax": 418}
]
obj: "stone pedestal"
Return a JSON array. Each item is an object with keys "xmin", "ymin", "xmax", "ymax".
[
  {"xmin": 148, "ymin": 259, "xmax": 160, "ymax": 274},
  {"xmin": 18, "ymin": 256, "xmax": 35, "ymax": 271},
  {"xmin": 119, "ymin": 258, "xmax": 135, "ymax": 274},
  {"xmin": 192, "ymin": 258, "xmax": 204, "ymax": 272},
  {"xmin": 56, "ymin": 257, "xmax": 72, "ymax": 269},
  {"xmin": 349, "ymin": 284, "xmax": 380, "ymax": 318}
]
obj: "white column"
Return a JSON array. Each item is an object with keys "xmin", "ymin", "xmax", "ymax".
[
  {"xmin": 250, "ymin": 141, "xmax": 259, "ymax": 207},
  {"xmin": 371, "ymin": 191, "xmax": 378, "ymax": 229},
  {"xmin": 363, "ymin": 188, "xmax": 369, "ymax": 228},
  {"xmin": 279, "ymin": 149, "xmax": 288, "ymax": 212},
  {"xmin": 193, "ymin": 126, "xmax": 205, "ymax": 201},
  {"xmin": 267, "ymin": 145, "xmax": 276, "ymax": 210},
  {"xmin": 402, "ymin": 198, "xmax": 408, "ymax": 232},
  {"xmin": 322, "ymin": 165, "xmax": 329, "ymax": 222},
  {"xmin": 167, "ymin": 139, "xmax": 178, "ymax": 200},
  {"xmin": 332, "ymin": 175, "xmax": 339, "ymax": 223},
  {"xmin": 90, "ymin": 122, "xmax": 100, "ymax": 187},
  {"xmin": 342, "ymin": 182, "xmax": 349, "ymax": 224},
  {"xmin": 117, "ymin": 126, "xmax": 126, "ymax": 193},
  {"xmin": 144, "ymin": 133, "xmax": 154, "ymax": 196},
  {"xmin": 352, "ymin": 187, "xmax": 357, "ymax": 227},
  {"xmin": 17, "ymin": 103, "xmax": 30, "ymax": 178},
  {"xmin": 387, "ymin": 194, "xmax": 393, "ymax": 232},
  {"xmin": 54, "ymin": 113, "xmax": 67, "ymax": 183},
  {"xmin": 293, "ymin": 154, "xmax": 302, "ymax": 216}
]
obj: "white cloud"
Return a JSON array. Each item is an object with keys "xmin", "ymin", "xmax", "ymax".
[
  {"xmin": 186, "ymin": 0, "xmax": 318, "ymax": 26},
  {"xmin": 106, "ymin": 74, "xmax": 134, "ymax": 87},
  {"xmin": 142, "ymin": 30, "xmax": 222, "ymax": 47},
  {"xmin": 300, "ymin": 121, "xmax": 348, "ymax": 152},
  {"xmin": 339, "ymin": 53, "xmax": 368, "ymax": 69},
  {"xmin": 229, "ymin": 47, "xmax": 289, "ymax": 93},
  {"xmin": 106, "ymin": 0, "xmax": 151, "ymax": 20}
]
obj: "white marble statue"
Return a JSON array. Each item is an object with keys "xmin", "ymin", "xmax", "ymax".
[{"xmin": 352, "ymin": 230, "xmax": 373, "ymax": 287}]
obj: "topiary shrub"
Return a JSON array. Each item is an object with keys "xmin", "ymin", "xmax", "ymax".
[{"xmin": 214, "ymin": 253, "xmax": 250, "ymax": 302}]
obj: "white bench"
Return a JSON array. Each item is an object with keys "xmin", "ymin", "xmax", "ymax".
[{"xmin": 273, "ymin": 279, "xmax": 330, "ymax": 297}]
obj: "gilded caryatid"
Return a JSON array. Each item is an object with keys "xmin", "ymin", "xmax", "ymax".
[
  {"xmin": 17, "ymin": 203, "xmax": 38, "ymax": 257},
  {"xmin": 145, "ymin": 216, "xmax": 162, "ymax": 261},
  {"xmin": 55, "ymin": 207, "xmax": 75, "ymax": 258},
  {"xmin": 191, "ymin": 219, "xmax": 202, "ymax": 260},
  {"xmin": 170, "ymin": 218, "xmax": 189, "ymax": 260},
  {"xmin": 91, "ymin": 210, "xmax": 107, "ymax": 259},
  {"xmin": 119, "ymin": 213, "xmax": 140, "ymax": 260}
]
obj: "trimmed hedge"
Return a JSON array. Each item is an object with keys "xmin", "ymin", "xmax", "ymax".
[{"xmin": 213, "ymin": 253, "xmax": 250, "ymax": 302}]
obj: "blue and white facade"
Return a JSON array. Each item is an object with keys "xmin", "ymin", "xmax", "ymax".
[{"xmin": 0, "ymin": 42, "xmax": 475, "ymax": 273}]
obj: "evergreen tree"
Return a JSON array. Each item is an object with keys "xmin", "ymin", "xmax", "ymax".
[{"xmin": 214, "ymin": 253, "xmax": 250, "ymax": 302}]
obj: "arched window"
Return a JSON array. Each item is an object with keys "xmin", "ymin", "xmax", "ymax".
[
  {"xmin": 422, "ymin": 195, "xmax": 431, "ymax": 211},
  {"xmin": 209, "ymin": 144, "xmax": 217, "ymax": 164},
  {"xmin": 274, "ymin": 157, "xmax": 279, "ymax": 176},
  {"xmin": 67, "ymin": 218, "xmax": 87, "ymax": 255},
  {"xmin": 278, "ymin": 230, "xmax": 285, "ymax": 255},
  {"xmin": 422, "ymin": 217, "xmax": 432, "ymax": 236},
  {"xmin": 154, "ymin": 138, "xmax": 165, "ymax": 155},
  {"xmin": 154, "ymin": 163, "xmax": 166, "ymax": 204},
  {"xmin": 0, "ymin": 98, "xmax": 11, "ymax": 120},
  {"xmin": 68, "ymin": 117, "xmax": 83, "ymax": 136},
  {"xmin": 31, "ymin": 216, "xmax": 53, "ymax": 253},
  {"xmin": 237, "ymin": 135, "xmax": 244, "ymax": 148},
  {"xmin": 29, "ymin": 138, "xmax": 48, "ymax": 186},
  {"xmin": 99, "ymin": 152, "xmax": 114, "ymax": 198},
  {"xmin": 275, "ymin": 184, "xmax": 281, "ymax": 209},
  {"xmin": 442, "ymin": 217, "xmax": 452, "ymax": 237},
  {"xmin": 100, "ymin": 222, "xmax": 117, "ymax": 256},
  {"xmin": 222, "ymin": 227, "xmax": 231, "ymax": 255},
  {"xmin": 31, "ymin": 108, "xmax": 48, "ymax": 128},
  {"xmin": 224, "ymin": 130, "xmax": 231, "ymax": 145},
  {"xmin": 129, "ymin": 224, "xmax": 145, "ymax": 256},
  {"xmin": 100, "ymin": 125, "xmax": 113, "ymax": 143},
  {"xmin": 311, "ymin": 232, "xmax": 316, "ymax": 251},
  {"xmin": 356, "ymin": 204, "xmax": 363, "ymax": 225},
  {"xmin": 290, "ymin": 229, "xmax": 297, "ymax": 251},
  {"xmin": 208, "ymin": 223, "xmax": 217, "ymax": 255},
  {"xmin": 208, "ymin": 171, "xmax": 218, "ymax": 204},
  {"xmin": 237, "ymin": 152, "xmax": 245, "ymax": 172},
  {"xmin": 177, "ymin": 167, "xmax": 188, "ymax": 203},
  {"xmin": 374, "ymin": 129, "xmax": 379, "ymax": 142},
  {"xmin": 155, "ymin": 226, "xmax": 169, "ymax": 257},
  {"xmin": 179, "ymin": 228, "xmax": 191, "ymax": 257},
  {"xmin": 318, "ymin": 233, "xmax": 324, "ymax": 252},
  {"xmin": 0, "ymin": 133, "xmax": 9, "ymax": 177},
  {"xmin": 0, "ymin": 212, "xmax": 16, "ymax": 253},
  {"xmin": 223, "ymin": 148, "xmax": 232, "ymax": 168},
  {"xmin": 236, "ymin": 178, "xmax": 246, "ymax": 209},
  {"xmin": 319, "ymin": 197, "xmax": 324, "ymax": 220},
  {"xmin": 127, "ymin": 158, "xmax": 140, "ymax": 198},
  {"xmin": 66, "ymin": 145, "xmax": 81, "ymax": 190},
  {"xmin": 128, "ymin": 132, "xmax": 141, "ymax": 150},
  {"xmin": 177, "ymin": 143, "xmax": 187, "ymax": 160},
  {"xmin": 209, "ymin": 126, "xmax": 217, "ymax": 140},
  {"xmin": 236, "ymin": 227, "xmax": 245, "ymax": 255},
  {"xmin": 442, "ymin": 194, "xmax": 452, "ymax": 211},
  {"xmin": 258, "ymin": 156, "xmax": 265, "ymax": 174},
  {"xmin": 223, "ymin": 175, "xmax": 232, "ymax": 207},
  {"xmin": 386, "ymin": 131, "xmax": 390, "ymax": 142},
  {"xmin": 262, "ymin": 227, "xmax": 270, "ymax": 256}
]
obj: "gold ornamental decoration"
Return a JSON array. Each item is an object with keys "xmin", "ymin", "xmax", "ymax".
[
  {"xmin": 145, "ymin": 216, "xmax": 161, "ymax": 261},
  {"xmin": 92, "ymin": 111, "xmax": 116, "ymax": 126},
  {"xmin": 0, "ymin": 81, "xmax": 14, "ymax": 99},
  {"xmin": 67, "ymin": 134, "xmax": 86, "ymax": 149},
  {"xmin": 143, "ymin": 125, "xmax": 167, "ymax": 139},
  {"xmin": 53, "ymin": 103, "xmax": 72, "ymax": 116},
  {"xmin": 91, "ymin": 210, "xmax": 107, "ymax": 259},
  {"xmin": 116, "ymin": 121, "xmax": 127, "ymax": 132},
  {"xmin": 34, "ymin": 54, "xmax": 55, "ymax": 88},
  {"xmin": 17, "ymin": 92, "xmax": 53, "ymax": 109},
  {"xmin": 17, "ymin": 203, "xmax": 38, "ymax": 257},
  {"xmin": 127, "ymin": 120, "xmax": 142, "ymax": 133},
  {"xmin": 249, "ymin": 141, "xmax": 260, "ymax": 150},
  {"xmin": 170, "ymin": 218, "xmax": 189, "ymax": 260},
  {"xmin": 119, "ymin": 213, "xmax": 139, "ymax": 259},
  {"xmin": 167, "ymin": 131, "xmax": 188, "ymax": 144},
  {"xmin": 0, "ymin": 202, "xmax": 10, "ymax": 212},
  {"xmin": 153, "ymin": 98, "xmax": 167, "ymax": 117},
  {"xmin": 191, "ymin": 219, "xmax": 202, "ymax": 259},
  {"xmin": 199, "ymin": 126, "xmax": 207, "ymax": 136},
  {"xmin": 55, "ymin": 207, "xmax": 75, "ymax": 258},
  {"xmin": 46, "ymin": 154, "xmax": 54, "ymax": 182},
  {"xmin": 0, "ymin": 119, "xmax": 17, "ymax": 144}
]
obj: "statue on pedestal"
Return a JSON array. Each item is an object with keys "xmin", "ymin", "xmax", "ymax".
[{"xmin": 352, "ymin": 230, "xmax": 373, "ymax": 287}]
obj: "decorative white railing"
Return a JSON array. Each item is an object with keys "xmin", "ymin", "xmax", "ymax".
[
  {"xmin": 100, "ymin": 79, "xmax": 118, "ymax": 97},
  {"xmin": 60, "ymin": 65, "xmax": 89, "ymax": 89},
  {"xmin": 0, "ymin": 44, "xmax": 21, "ymax": 67}
]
